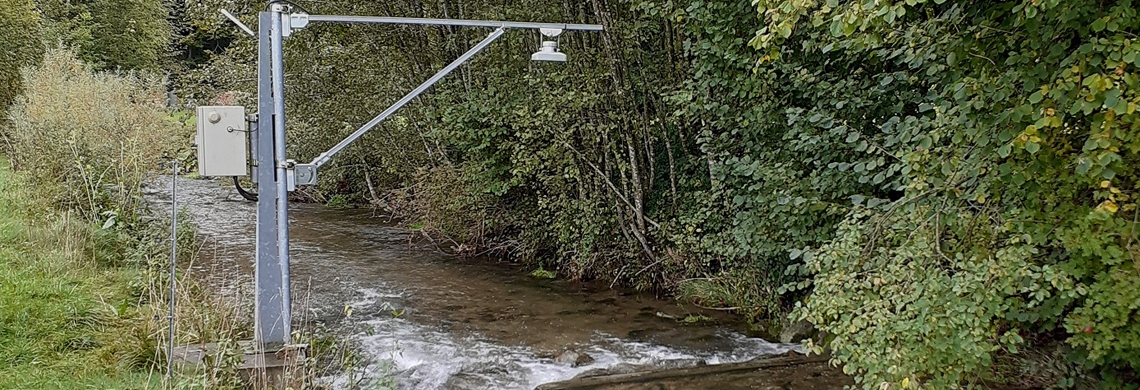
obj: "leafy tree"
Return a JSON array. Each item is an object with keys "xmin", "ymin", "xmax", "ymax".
[
  {"xmin": 178, "ymin": 0, "xmax": 1139, "ymax": 386},
  {"xmin": 36, "ymin": 0, "xmax": 170, "ymax": 70},
  {"xmin": 0, "ymin": 0, "xmax": 42, "ymax": 117},
  {"xmin": 740, "ymin": 0, "xmax": 1140, "ymax": 386}
]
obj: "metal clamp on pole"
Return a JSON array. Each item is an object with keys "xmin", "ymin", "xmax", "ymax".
[
  {"xmin": 294, "ymin": 163, "xmax": 317, "ymax": 186},
  {"xmin": 284, "ymin": 159, "xmax": 298, "ymax": 191},
  {"xmin": 247, "ymin": 114, "xmax": 259, "ymax": 184}
]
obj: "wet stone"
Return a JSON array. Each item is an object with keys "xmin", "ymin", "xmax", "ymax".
[
  {"xmin": 777, "ymin": 320, "xmax": 816, "ymax": 344},
  {"xmin": 554, "ymin": 350, "xmax": 595, "ymax": 367}
]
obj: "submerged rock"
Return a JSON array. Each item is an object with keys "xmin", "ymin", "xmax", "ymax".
[
  {"xmin": 554, "ymin": 350, "xmax": 595, "ymax": 367},
  {"xmin": 778, "ymin": 319, "xmax": 816, "ymax": 344}
]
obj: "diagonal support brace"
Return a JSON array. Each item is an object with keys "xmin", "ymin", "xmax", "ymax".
[{"xmin": 307, "ymin": 27, "xmax": 506, "ymax": 170}]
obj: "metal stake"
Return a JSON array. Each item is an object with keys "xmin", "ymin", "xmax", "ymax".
[{"xmin": 167, "ymin": 161, "xmax": 178, "ymax": 380}]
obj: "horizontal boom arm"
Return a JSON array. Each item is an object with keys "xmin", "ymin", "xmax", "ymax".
[{"xmin": 306, "ymin": 15, "xmax": 603, "ymax": 31}]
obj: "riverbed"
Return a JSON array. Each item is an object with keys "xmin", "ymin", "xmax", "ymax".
[{"xmin": 146, "ymin": 177, "xmax": 802, "ymax": 389}]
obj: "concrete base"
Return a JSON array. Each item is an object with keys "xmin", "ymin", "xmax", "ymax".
[{"xmin": 171, "ymin": 341, "xmax": 307, "ymax": 390}]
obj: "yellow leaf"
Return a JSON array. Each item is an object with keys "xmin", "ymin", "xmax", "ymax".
[
  {"xmin": 1099, "ymin": 200, "xmax": 1119, "ymax": 214},
  {"xmin": 1101, "ymin": 180, "xmax": 1112, "ymax": 188},
  {"xmin": 902, "ymin": 377, "xmax": 910, "ymax": 389}
]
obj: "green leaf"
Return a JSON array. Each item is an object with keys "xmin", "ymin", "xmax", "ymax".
[
  {"xmin": 1076, "ymin": 158, "xmax": 1093, "ymax": 174},
  {"xmin": 1025, "ymin": 141, "xmax": 1040, "ymax": 154},
  {"xmin": 1102, "ymin": 168, "xmax": 1116, "ymax": 179},
  {"xmin": 846, "ymin": 132, "xmax": 861, "ymax": 143},
  {"xmin": 1092, "ymin": 18, "xmax": 1107, "ymax": 32},
  {"xmin": 998, "ymin": 144, "xmax": 1012, "ymax": 158}
]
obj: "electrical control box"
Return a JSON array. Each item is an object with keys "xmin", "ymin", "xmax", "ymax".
[{"xmin": 195, "ymin": 106, "xmax": 248, "ymax": 177}]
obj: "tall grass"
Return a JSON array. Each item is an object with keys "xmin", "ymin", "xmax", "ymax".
[
  {"xmin": 0, "ymin": 156, "xmax": 161, "ymax": 388},
  {"xmin": 1, "ymin": 47, "xmax": 257, "ymax": 388},
  {"xmin": 6, "ymin": 46, "xmax": 183, "ymax": 223}
]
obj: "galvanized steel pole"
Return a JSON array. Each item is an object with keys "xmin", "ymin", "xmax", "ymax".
[
  {"xmin": 255, "ymin": 10, "xmax": 287, "ymax": 345},
  {"xmin": 167, "ymin": 161, "xmax": 178, "ymax": 380},
  {"xmin": 270, "ymin": 8, "xmax": 292, "ymax": 344},
  {"xmin": 306, "ymin": 15, "xmax": 603, "ymax": 31}
]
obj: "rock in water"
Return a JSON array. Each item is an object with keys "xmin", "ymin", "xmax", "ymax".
[
  {"xmin": 778, "ymin": 319, "xmax": 816, "ymax": 344},
  {"xmin": 554, "ymin": 350, "xmax": 594, "ymax": 367},
  {"xmin": 574, "ymin": 351, "xmax": 595, "ymax": 366}
]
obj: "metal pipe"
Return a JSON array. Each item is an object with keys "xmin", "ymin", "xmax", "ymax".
[
  {"xmin": 306, "ymin": 15, "xmax": 602, "ymax": 31},
  {"xmin": 254, "ymin": 11, "xmax": 283, "ymax": 345},
  {"xmin": 270, "ymin": 10, "xmax": 292, "ymax": 344},
  {"xmin": 221, "ymin": 9, "xmax": 256, "ymax": 37},
  {"xmin": 311, "ymin": 27, "xmax": 506, "ymax": 167},
  {"xmin": 167, "ymin": 161, "xmax": 178, "ymax": 380}
]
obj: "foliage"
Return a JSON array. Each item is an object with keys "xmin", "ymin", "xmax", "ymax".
[
  {"xmin": 530, "ymin": 268, "xmax": 557, "ymax": 279},
  {"xmin": 3, "ymin": 48, "xmax": 255, "ymax": 388},
  {"xmin": 0, "ymin": 157, "xmax": 161, "ymax": 388},
  {"xmin": 0, "ymin": 0, "xmax": 42, "ymax": 121},
  {"xmin": 7, "ymin": 47, "xmax": 185, "ymax": 222},
  {"xmin": 36, "ymin": 0, "xmax": 170, "ymax": 71},
  {"xmin": 177, "ymin": 0, "xmax": 1140, "ymax": 386},
  {"xmin": 737, "ymin": 0, "xmax": 1140, "ymax": 387}
]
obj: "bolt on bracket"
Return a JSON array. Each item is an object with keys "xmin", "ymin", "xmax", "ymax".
[{"xmin": 293, "ymin": 163, "xmax": 317, "ymax": 187}]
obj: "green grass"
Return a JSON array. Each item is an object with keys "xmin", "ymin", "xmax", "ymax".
[
  {"xmin": 0, "ymin": 158, "xmax": 160, "ymax": 389},
  {"xmin": 530, "ymin": 268, "xmax": 557, "ymax": 279}
]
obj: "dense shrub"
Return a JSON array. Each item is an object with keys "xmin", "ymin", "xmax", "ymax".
[
  {"xmin": 7, "ymin": 47, "xmax": 184, "ymax": 222},
  {"xmin": 735, "ymin": 0, "xmax": 1140, "ymax": 387}
]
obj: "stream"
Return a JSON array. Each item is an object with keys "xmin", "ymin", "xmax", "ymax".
[{"xmin": 145, "ymin": 177, "xmax": 800, "ymax": 389}]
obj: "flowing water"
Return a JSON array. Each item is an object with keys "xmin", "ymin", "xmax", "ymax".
[{"xmin": 146, "ymin": 177, "xmax": 800, "ymax": 389}]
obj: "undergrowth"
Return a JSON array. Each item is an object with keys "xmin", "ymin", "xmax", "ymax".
[
  {"xmin": 1, "ymin": 47, "xmax": 255, "ymax": 389},
  {"xmin": 0, "ymin": 156, "xmax": 158, "ymax": 389}
]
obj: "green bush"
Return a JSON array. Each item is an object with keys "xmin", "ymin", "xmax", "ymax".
[
  {"xmin": 180, "ymin": 0, "xmax": 1139, "ymax": 386},
  {"xmin": 735, "ymin": 0, "xmax": 1140, "ymax": 387},
  {"xmin": 7, "ymin": 47, "xmax": 184, "ymax": 222}
]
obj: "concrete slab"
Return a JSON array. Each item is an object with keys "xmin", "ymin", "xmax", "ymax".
[{"xmin": 171, "ymin": 341, "xmax": 307, "ymax": 390}]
